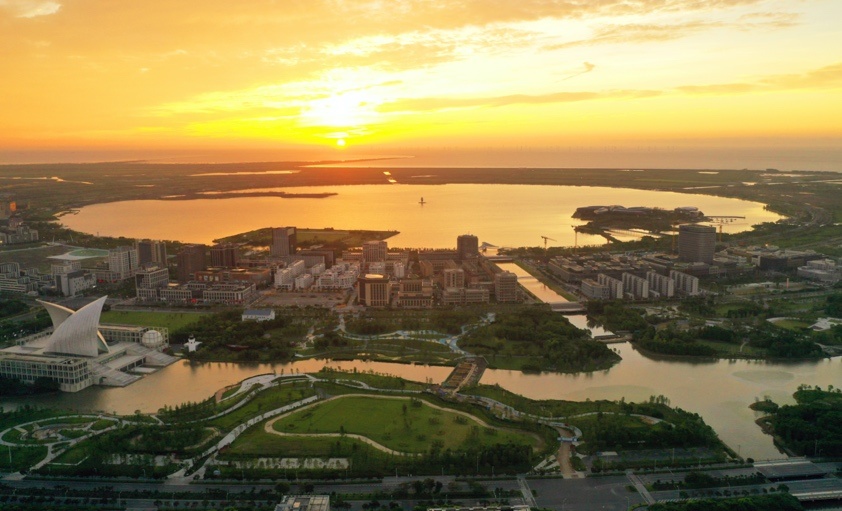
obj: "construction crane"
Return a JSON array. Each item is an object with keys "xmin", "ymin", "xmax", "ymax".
[
  {"xmin": 707, "ymin": 216, "xmax": 746, "ymax": 242},
  {"xmin": 540, "ymin": 235, "xmax": 557, "ymax": 250}
]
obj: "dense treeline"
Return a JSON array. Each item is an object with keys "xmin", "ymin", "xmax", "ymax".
[
  {"xmin": 0, "ymin": 311, "xmax": 50, "ymax": 342},
  {"xmin": 631, "ymin": 320, "xmax": 822, "ymax": 359},
  {"xmin": 586, "ymin": 301, "xmax": 648, "ymax": 332},
  {"xmin": 768, "ymin": 385, "xmax": 842, "ymax": 456},
  {"xmin": 175, "ymin": 309, "xmax": 310, "ymax": 362},
  {"xmin": 0, "ymin": 299, "xmax": 28, "ymax": 319},
  {"xmin": 583, "ymin": 397, "xmax": 721, "ymax": 453},
  {"xmin": 460, "ymin": 306, "xmax": 620, "ymax": 372},
  {"xmin": 344, "ymin": 309, "xmax": 481, "ymax": 336},
  {"xmin": 0, "ymin": 376, "xmax": 59, "ymax": 396},
  {"xmin": 648, "ymin": 493, "xmax": 803, "ymax": 511}
]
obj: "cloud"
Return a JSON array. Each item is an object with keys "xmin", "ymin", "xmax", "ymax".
[
  {"xmin": 560, "ymin": 61, "xmax": 596, "ymax": 81},
  {"xmin": 377, "ymin": 89, "xmax": 661, "ymax": 113},
  {"xmin": 677, "ymin": 62, "xmax": 842, "ymax": 95},
  {"xmin": 0, "ymin": 0, "xmax": 61, "ymax": 18}
]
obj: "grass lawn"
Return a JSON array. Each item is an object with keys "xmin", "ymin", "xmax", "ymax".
[
  {"xmin": 50, "ymin": 444, "xmax": 89, "ymax": 465},
  {"xmin": 224, "ymin": 421, "xmax": 370, "ymax": 457},
  {"xmin": 769, "ymin": 319, "xmax": 812, "ymax": 331},
  {"xmin": 272, "ymin": 395, "xmax": 539, "ymax": 453},
  {"xmin": 210, "ymin": 383, "xmax": 317, "ymax": 431},
  {"xmin": 100, "ymin": 310, "xmax": 208, "ymax": 331},
  {"xmin": 90, "ymin": 419, "xmax": 116, "ymax": 431},
  {"xmin": 0, "ymin": 445, "xmax": 48, "ymax": 471}
]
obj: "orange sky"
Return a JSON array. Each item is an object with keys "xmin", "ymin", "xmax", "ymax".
[{"xmin": 1, "ymin": 0, "xmax": 840, "ymax": 162}]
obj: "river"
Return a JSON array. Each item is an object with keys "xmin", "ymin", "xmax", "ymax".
[
  {"xmin": 60, "ymin": 183, "xmax": 780, "ymax": 248},
  {"xmin": 2, "ymin": 347, "xmax": 838, "ymax": 460}
]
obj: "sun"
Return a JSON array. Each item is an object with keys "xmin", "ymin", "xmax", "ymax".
[{"xmin": 336, "ymin": 138, "xmax": 346, "ymax": 147}]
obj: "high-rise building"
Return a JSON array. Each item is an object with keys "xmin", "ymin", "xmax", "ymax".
[
  {"xmin": 176, "ymin": 244, "xmax": 207, "ymax": 283},
  {"xmin": 678, "ymin": 224, "xmax": 716, "ymax": 264},
  {"xmin": 135, "ymin": 239, "xmax": 168, "ymax": 268},
  {"xmin": 108, "ymin": 246, "xmax": 139, "ymax": 281},
  {"xmin": 271, "ymin": 227, "xmax": 297, "ymax": 257},
  {"xmin": 362, "ymin": 240, "xmax": 387, "ymax": 263},
  {"xmin": 210, "ymin": 243, "xmax": 240, "ymax": 268},
  {"xmin": 457, "ymin": 234, "xmax": 479, "ymax": 261}
]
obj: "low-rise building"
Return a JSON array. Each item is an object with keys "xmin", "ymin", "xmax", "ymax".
[
  {"xmin": 581, "ymin": 278, "xmax": 610, "ymax": 300},
  {"xmin": 242, "ymin": 309, "xmax": 276, "ymax": 322}
]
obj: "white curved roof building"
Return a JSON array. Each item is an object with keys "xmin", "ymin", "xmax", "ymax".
[{"xmin": 36, "ymin": 296, "xmax": 109, "ymax": 358}]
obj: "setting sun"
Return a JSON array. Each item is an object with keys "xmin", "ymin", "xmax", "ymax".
[{"xmin": 336, "ymin": 138, "xmax": 346, "ymax": 147}]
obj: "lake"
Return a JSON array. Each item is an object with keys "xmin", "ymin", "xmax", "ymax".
[{"xmin": 61, "ymin": 183, "xmax": 781, "ymax": 248}]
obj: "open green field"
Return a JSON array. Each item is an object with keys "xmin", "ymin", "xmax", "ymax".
[
  {"xmin": 100, "ymin": 310, "xmax": 208, "ymax": 331},
  {"xmin": 209, "ymin": 382, "xmax": 317, "ymax": 431},
  {"xmin": 225, "ymin": 423, "xmax": 368, "ymax": 457},
  {"xmin": 272, "ymin": 396, "xmax": 540, "ymax": 453},
  {"xmin": 769, "ymin": 319, "xmax": 812, "ymax": 331}
]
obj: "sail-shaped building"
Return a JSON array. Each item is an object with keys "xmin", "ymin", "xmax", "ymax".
[{"xmin": 0, "ymin": 296, "xmax": 176, "ymax": 391}]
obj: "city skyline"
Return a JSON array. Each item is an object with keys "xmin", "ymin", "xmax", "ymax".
[{"xmin": 1, "ymin": 0, "xmax": 840, "ymax": 166}]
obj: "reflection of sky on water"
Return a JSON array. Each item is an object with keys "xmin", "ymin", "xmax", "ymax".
[{"xmin": 62, "ymin": 183, "xmax": 782, "ymax": 247}]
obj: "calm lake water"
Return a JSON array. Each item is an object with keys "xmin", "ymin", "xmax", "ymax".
[{"xmin": 61, "ymin": 183, "xmax": 781, "ymax": 248}]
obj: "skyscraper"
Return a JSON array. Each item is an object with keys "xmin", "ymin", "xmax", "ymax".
[
  {"xmin": 457, "ymin": 234, "xmax": 479, "ymax": 261},
  {"xmin": 678, "ymin": 224, "xmax": 717, "ymax": 264},
  {"xmin": 176, "ymin": 244, "xmax": 207, "ymax": 283},
  {"xmin": 271, "ymin": 226, "xmax": 297, "ymax": 257}
]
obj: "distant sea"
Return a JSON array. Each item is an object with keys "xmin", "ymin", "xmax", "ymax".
[{"xmin": 1, "ymin": 146, "xmax": 840, "ymax": 172}]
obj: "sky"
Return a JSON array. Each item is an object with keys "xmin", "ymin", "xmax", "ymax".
[{"xmin": 1, "ymin": 0, "xmax": 841, "ymax": 166}]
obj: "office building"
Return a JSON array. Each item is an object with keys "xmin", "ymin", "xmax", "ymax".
[
  {"xmin": 357, "ymin": 274, "xmax": 390, "ymax": 307},
  {"xmin": 135, "ymin": 266, "xmax": 170, "ymax": 302},
  {"xmin": 678, "ymin": 224, "xmax": 716, "ymax": 265},
  {"xmin": 581, "ymin": 278, "xmax": 610, "ymax": 300},
  {"xmin": 397, "ymin": 279, "xmax": 433, "ymax": 308},
  {"xmin": 105, "ymin": 246, "xmax": 139, "ymax": 281},
  {"xmin": 441, "ymin": 287, "xmax": 489, "ymax": 305},
  {"xmin": 494, "ymin": 271, "xmax": 518, "ymax": 302},
  {"xmin": 210, "ymin": 243, "xmax": 240, "ymax": 268},
  {"xmin": 443, "ymin": 268, "xmax": 466, "ymax": 289},
  {"xmin": 299, "ymin": 249, "xmax": 335, "ymax": 269},
  {"xmin": 363, "ymin": 240, "xmax": 387, "ymax": 263},
  {"xmin": 271, "ymin": 227, "xmax": 297, "ymax": 257},
  {"xmin": 176, "ymin": 244, "xmax": 207, "ymax": 283},
  {"xmin": 457, "ymin": 234, "xmax": 479, "ymax": 261},
  {"xmin": 135, "ymin": 239, "xmax": 167, "ymax": 268}
]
